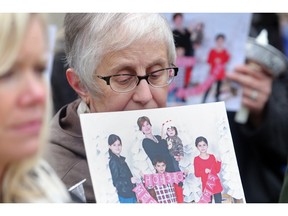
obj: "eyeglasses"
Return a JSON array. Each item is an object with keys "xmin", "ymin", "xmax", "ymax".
[{"xmin": 96, "ymin": 67, "xmax": 178, "ymax": 93}]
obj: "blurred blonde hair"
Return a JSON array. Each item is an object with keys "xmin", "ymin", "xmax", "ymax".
[
  {"xmin": 0, "ymin": 13, "xmax": 47, "ymax": 75},
  {"xmin": 0, "ymin": 13, "xmax": 60, "ymax": 202}
]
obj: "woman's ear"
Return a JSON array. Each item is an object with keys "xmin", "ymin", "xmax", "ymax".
[{"xmin": 66, "ymin": 68, "xmax": 88, "ymax": 98}]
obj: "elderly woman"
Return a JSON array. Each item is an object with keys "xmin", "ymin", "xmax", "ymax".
[
  {"xmin": 47, "ymin": 13, "xmax": 288, "ymax": 204},
  {"xmin": 46, "ymin": 13, "xmax": 178, "ymax": 203},
  {"xmin": 0, "ymin": 13, "xmax": 71, "ymax": 202}
]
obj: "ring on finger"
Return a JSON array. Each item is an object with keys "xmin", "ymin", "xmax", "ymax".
[{"xmin": 250, "ymin": 90, "xmax": 258, "ymax": 101}]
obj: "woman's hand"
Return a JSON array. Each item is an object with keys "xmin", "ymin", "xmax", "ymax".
[{"xmin": 226, "ymin": 63, "xmax": 273, "ymax": 126}]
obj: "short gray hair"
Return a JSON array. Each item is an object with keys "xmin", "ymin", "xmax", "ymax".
[{"xmin": 64, "ymin": 13, "xmax": 176, "ymax": 96}]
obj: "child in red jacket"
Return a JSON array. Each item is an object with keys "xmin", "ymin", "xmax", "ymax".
[{"xmin": 194, "ymin": 136, "xmax": 223, "ymax": 203}]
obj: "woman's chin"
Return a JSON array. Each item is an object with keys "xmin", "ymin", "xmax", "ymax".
[{"xmin": 13, "ymin": 139, "xmax": 40, "ymax": 161}]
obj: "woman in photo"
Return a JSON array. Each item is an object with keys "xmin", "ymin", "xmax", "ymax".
[{"xmin": 137, "ymin": 116, "xmax": 179, "ymax": 173}]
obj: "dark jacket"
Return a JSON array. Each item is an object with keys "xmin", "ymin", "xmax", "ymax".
[
  {"xmin": 142, "ymin": 135, "xmax": 179, "ymax": 172},
  {"xmin": 45, "ymin": 99, "xmax": 96, "ymax": 203},
  {"xmin": 227, "ymin": 75, "xmax": 288, "ymax": 203},
  {"xmin": 172, "ymin": 28, "xmax": 194, "ymax": 56},
  {"xmin": 279, "ymin": 164, "xmax": 288, "ymax": 202},
  {"xmin": 108, "ymin": 152, "xmax": 136, "ymax": 198}
]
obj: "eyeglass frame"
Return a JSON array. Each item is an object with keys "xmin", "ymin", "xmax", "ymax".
[{"xmin": 96, "ymin": 66, "xmax": 178, "ymax": 93}]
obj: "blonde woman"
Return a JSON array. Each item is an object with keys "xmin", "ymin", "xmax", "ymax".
[{"xmin": 0, "ymin": 13, "xmax": 71, "ymax": 202}]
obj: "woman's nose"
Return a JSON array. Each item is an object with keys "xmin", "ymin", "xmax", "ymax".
[
  {"xmin": 19, "ymin": 71, "xmax": 46, "ymax": 106},
  {"xmin": 132, "ymin": 78, "xmax": 153, "ymax": 104}
]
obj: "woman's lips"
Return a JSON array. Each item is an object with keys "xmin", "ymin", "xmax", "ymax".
[{"xmin": 11, "ymin": 120, "xmax": 42, "ymax": 135}]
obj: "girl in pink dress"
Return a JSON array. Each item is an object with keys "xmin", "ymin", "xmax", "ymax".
[
  {"xmin": 194, "ymin": 136, "xmax": 223, "ymax": 203},
  {"xmin": 202, "ymin": 33, "xmax": 230, "ymax": 103}
]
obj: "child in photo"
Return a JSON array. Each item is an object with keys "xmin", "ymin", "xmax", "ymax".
[
  {"xmin": 194, "ymin": 136, "xmax": 223, "ymax": 203},
  {"xmin": 150, "ymin": 155, "xmax": 178, "ymax": 203},
  {"xmin": 108, "ymin": 134, "xmax": 139, "ymax": 203},
  {"xmin": 162, "ymin": 120, "xmax": 185, "ymax": 203},
  {"xmin": 202, "ymin": 33, "xmax": 230, "ymax": 103},
  {"xmin": 162, "ymin": 120, "xmax": 184, "ymax": 170}
]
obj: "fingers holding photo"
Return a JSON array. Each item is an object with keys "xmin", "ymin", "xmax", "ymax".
[{"xmin": 227, "ymin": 63, "xmax": 273, "ymax": 114}]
